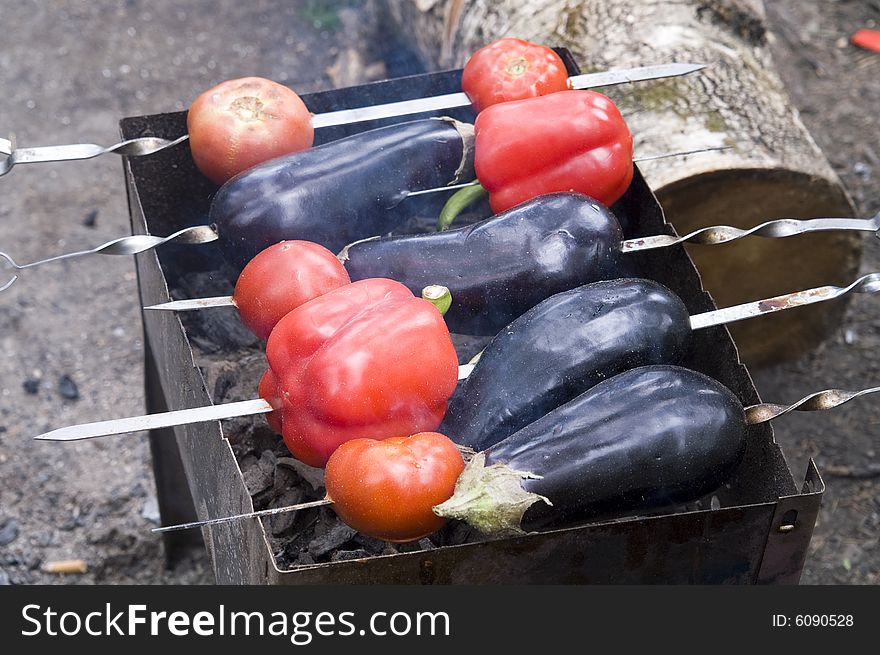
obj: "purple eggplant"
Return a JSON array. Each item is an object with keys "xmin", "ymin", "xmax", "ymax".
[
  {"xmin": 341, "ymin": 193, "xmax": 626, "ymax": 335},
  {"xmin": 435, "ymin": 365, "xmax": 747, "ymax": 534},
  {"xmin": 441, "ymin": 278, "xmax": 690, "ymax": 450},
  {"xmin": 212, "ymin": 118, "xmax": 474, "ymax": 269}
]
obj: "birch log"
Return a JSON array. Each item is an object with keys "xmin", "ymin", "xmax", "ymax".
[{"xmin": 382, "ymin": 0, "xmax": 859, "ymax": 366}]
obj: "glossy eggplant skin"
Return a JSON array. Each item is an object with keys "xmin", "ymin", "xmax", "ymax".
[
  {"xmin": 442, "ymin": 278, "xmax": 691, "ymax": 450},
  {"xmin": 342, "ymin": 193, "xmax": 626, "ymax": 335},
  {"xmin": 486, "ymin": 365, "xmax": 747, "ymax": 531},
  {"xmin": 213, "ymin": 118, "xmax": 474, "ymax": 270}
]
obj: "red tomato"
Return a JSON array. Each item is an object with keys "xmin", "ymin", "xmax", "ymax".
[
  {"xmin": 461, "ymin": 38, "xmax": 570, "ymax": 113},
  {"xmin": 187, "ymin": 77, "xmax": 314, "ymax": 185},
  {"xmin": 259, "ymin": 368, "xmax": 284, "ymax": 434},
  {"xmin": 233, "ymin": 240, "xmax": 351, "ymax": 340},
  {"xmin": 325, "ymin": 432, "xmax": 465, "ymax": 542}
]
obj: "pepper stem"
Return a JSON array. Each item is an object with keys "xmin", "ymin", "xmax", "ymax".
[
  {"xmin": 421, "ymin": 285, "xmax": 452, "ymax": 316},
  {"xmin": 437, "ymin": 183, "xmax": 488, "ymax": 231}
]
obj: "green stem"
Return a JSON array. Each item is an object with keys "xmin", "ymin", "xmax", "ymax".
[
  {"xmin": 437, "ymin": 183, "xmax": 488, "ymax": 231},
  {"xmin": 421, "ymin": 285, "xmax": 452, "ymax": 316}
]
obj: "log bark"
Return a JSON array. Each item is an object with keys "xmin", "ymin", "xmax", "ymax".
[{"xmin": 381, "ymin": 0, "xmax": 860, "ymax": 367}]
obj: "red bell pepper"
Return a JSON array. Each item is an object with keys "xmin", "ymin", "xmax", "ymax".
[
  {"xmin": 474, "ymin": 90, "xmax": 633, "ymax": 213},
  {"xmin": 263, "ymin": 278, "xmax": 460, "ymax": 468}
]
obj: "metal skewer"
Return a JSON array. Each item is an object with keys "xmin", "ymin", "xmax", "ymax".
[
  {"xmin": 153, "ymin": 499, "xmax": 333, "ymax": 534},
  {"xmin": 0, "ymin": 62, "xmax": 703, "ymax": 177},
  {"xmin": 621, "ymin": 212, "xmax": 880, "ymax": 252},
  {"xmin": 33, "ymin": 271, "xmax": 880, "ymax": 443},
  {"xmin": 0, "ymin": 146, "xmax": 727, "ymax": 293},
  {"xmin": 404, "ymin": 145, "xmax": 733, "ymax": 199},
  {"xmin": 144, "ymin": 214, "xmax": 880, "ymax": 313},
  {"xmin": 151, "ymin": 379, "xmax": 880, "ymax": 534},
  {"xmin": 0, "ymin": 225, "xmax": 218, "ymax": 292}
]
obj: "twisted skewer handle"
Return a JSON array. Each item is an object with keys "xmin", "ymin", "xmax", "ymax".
[
  {"xmin": 0, "ymin": 225, "xmax": 217, "ymax": 291},
  {"xmin": 621, "ymin": 213, "xmax": 880, "ymax": 252},
  {"xmin": 0, "ymin": 134, "xmax": 189, "ymax": 177},
  {"xmin": 745, "ymin": 385, "xmax": 880, "ymax": 424}
]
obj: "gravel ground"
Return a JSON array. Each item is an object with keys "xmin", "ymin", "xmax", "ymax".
[{"xmin": 0, "ymin": 0, "xmax": 877, "ymax": 585}]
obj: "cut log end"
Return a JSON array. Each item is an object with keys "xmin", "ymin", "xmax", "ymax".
[{"xmin": 657, "ymin": 169, "xmax": 859, "ymax": 367}]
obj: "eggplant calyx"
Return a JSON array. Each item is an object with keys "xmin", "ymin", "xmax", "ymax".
[
  {"xmin": 445, "ymin": 118, "xmax": 475, "ymax": 184},
  {"xmin": 336, "ymin": 235, "xmax": 381, "ymax": 263},
  {"xmin": 433, "ymin": 452, "xmax": 551, "ymax": 536}
]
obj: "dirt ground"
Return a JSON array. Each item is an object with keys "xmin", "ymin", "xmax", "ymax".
[{"xmin": 0, "ymin": 0, "xmax": 878, "ymax": 585}]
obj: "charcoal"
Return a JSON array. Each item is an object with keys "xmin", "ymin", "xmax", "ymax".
[
  {"xmin": 58, "ymin": 375, "xmax": 79, "ymax": 401},
  {"xmin": 397, "ymin": 538, "xmax": 437, "ymax": 553},
  {"xmin": 296, "ymin": 551, "xmax": 316, "ymax": 567},
  {"xmin": 434, "ymin": 520, "xmax": 476, "ymax": 547},
  {"xmin": 259, "ymin": 450, "xmax": 277, "ymax": 473},
  {"xmin": 0, "ymin": 518, "xmax": 19, "ymax": 546},
  {"xmin": 184, "ymin": 310, "xmax": 259, "ymax": 354},
  {"xmin": 175, "ymin": 270, "xmax": 233, "ymax": 299},
  {"xmin": 277, "ymin": 457, "xmax": 325, "ymax": 492},
  {"xmin": 353, "ymin": 533, "xmax": 389, "ymax": 554},
  {"xmin": 22, "ymin": 379, "xmax": 40, "ymax": 395},
  {"xmin": 213, "ymin": 371, "xmax": 235, "ymax": 403},
  {"xmin": 309, "ymin": 512, "xmax": 357, "ymax": 558},
  {"xmin": 268, "ymin": 489, "xmax": 304, "ymax": 537},
  {"xmin": 274, "ymin": 460, "xmax": 300, "ymax": 493},
  {"xmin": 242, "ymin": 453, "xmax": 273, "ymax": 498},
  {"xmin": 331, "ymin": 549, "xmax": 370, "ymax": 562}
]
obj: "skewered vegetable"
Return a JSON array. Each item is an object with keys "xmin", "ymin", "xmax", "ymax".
[
  {"xmin": 475, "ymin": 90, "xmax": 633, "ymax": 213},
  {"xmin": 263, "ymin": 278, "xmax": 459, "ymax": 467},
  {"xmin": 213, "ymin": 118, "xmax": 475, "ymax": 268},
  {"xmin": 461, "ymin": 38, "xmax": 570, "ymax": 112},
  {"xmin": 325, "ymin": 432, "xmax": 465, "ymax": 543},
  {"xmin": 341, "ymin": 193, "xmax": 626, "ymax": 335},
  {"xmin": 232, "ymin": 240, "xmax": 350, "ymax": 340},
  {"xmin": 435, "ymin": 365, "xmax": 747, "ymax": 534},
  {"xmin": 187, "ymin": 77, "xmax": 315, "ymax": 185},
  {"xmin": 441, "ymin": 278, "xmax": 690, "ymax": 449}
]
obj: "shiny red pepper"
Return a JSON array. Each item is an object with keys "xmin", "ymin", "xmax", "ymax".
[
  {"xmin": 474, "ymin": 90, "xmax": 633, "ymax": 213},
  {"xmin": 263, "ymin": 278, "xmax": 460, "ymax": 468}
]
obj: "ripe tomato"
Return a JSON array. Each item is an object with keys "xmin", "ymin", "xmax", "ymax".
[
  {"xmin": 461, "ymin": 38, "xmax": 570, "ymax": 113},
  {"xmin": 324, "ymin": 432, "xmax": 465, "ymax": 543},
  {"xmin": 187, "ymin": 76, "xmax": 314, "ymax": 185},
  {"xmin": 233, "ymin": 240, "xmax": 351, "ymax": 340}
]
